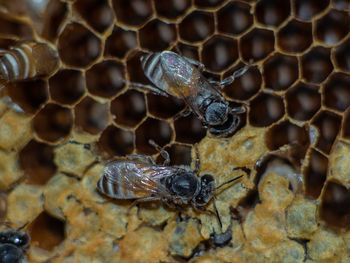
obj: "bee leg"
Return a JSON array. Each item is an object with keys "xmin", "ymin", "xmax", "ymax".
[
  {"xmin": 193, "ymin": 202, "xmax": 222, "ymax": 229},
  {"xmin": 148, "ymin": 139, "xmax": 170, "ymax": 165},
  {"xmin": 183, "ymin": 57, "xmax": 205, "ymax": 72},
  {"xmin": 123, "ymin": 80, "xmax": 169, "ymax": 97},
  {"xmin": 231, "ymin": 105, "xmax": 246, "ymax": 114},
  {"xmin": 126, "ymin": 155, "xmax": 156, "ymax": 165},
  {"xmin": 172, "ymin": 107, "xmax": 191, "ymax": 121},
  {"xmin": 232, "ymin": 166, "xmax": 251, "ymax": 178},
  {"xmin": 127, "ymin": 197, "xmax": 161, "ymax": 214},
  {"xmin": 193, "ymin": 143, "xmax": 201, "ymax": 174},
  {"xmin": 211, "ymin": 65, "xmax": 250, "ymax": 88}
]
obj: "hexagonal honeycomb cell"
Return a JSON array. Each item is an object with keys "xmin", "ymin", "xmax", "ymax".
[
  {"xmin": 73, "ymin": 0, "xmax": 114, "ymax": 33},
  {"xmin": 201, "ymin": 35, "xmax": 238, "ymax": 73},
  {"xmin": 240, "ymin": 28, "xmax": 275, "ymax": 62},
  {"xmin": 58, "ymin": 23, "xmax": 101, "ymax": 68},
  {"xmin": 294, "ymin": 0, "xmax": 329, "ymax": 21},
  {"xmin": 1, "ymin": 1, "xmax": 350, "ymax": 262},
  {"xmin": 277, "ymin": 19, "xmax": 312, "ymax": 53},
  {"xmin": 86, "ymin": 60, "xmax": 125, "ymax": 98},
  {"xmin": 33, "ymin": 103, "xmax": 73, "ymax": 143},
  {"xmin": 154, "ymin": 0, "xmax": 190, "ymax": 20},
  {"xmin": 49, "ymin": 69, "xmax": 85, "ymax": 106},
  {"xmin": 263, "ymin": 53, "xmax": 298, "ymax": 91},
  {"xmin": 74, "ymin": 96, "xmax": 109, "ymax": 135},
  {"xmin": 255, "ymin": 0, "xmax": 291, "ymax": 27},
  {"xmin": 104, "ymin": 26, "xmax": 137, "ymax": 59},
  {"xmin": 139, "ymin": 19, "xmax": 177, "ymax": 52},
  {"xmin": 179, "ymin": 10, "xmax": 214, "ymax": 43},
  {"xmin": 315, "ymin": 9, "xmax": 350, "ymax": 45}
]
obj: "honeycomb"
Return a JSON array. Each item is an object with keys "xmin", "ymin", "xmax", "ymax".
[{"xmin": 0, "ymin": 0, "xmax": 349, "ymax": 262}]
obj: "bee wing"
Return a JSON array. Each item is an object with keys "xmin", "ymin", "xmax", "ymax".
[{"xmin": 97, "ymin": 161, "xmax": 177, "ymax": 200}]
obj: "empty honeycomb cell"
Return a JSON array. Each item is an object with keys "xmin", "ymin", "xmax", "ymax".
[
  {"xmin": 104, "ymin": 26, "xmax": 137, "ymax": 59},
  {"xmin": 324, "ymin": 73, "xmax": 350, "ymax": 112},
  {"xmin": 343, "ymin": 109, "xmax": 350, "ymax": 139},
  {"xmin": 0, "ymin": 15, "xmax": 33, "ymax": 39},
  {"xmin": 74, "ymin": 96, "xmax": 109, "ymax": 135},
  {"xmin": 98, "ymin": 125, "xmax": 134, "ymax": 158},
  {"xmin": 265, "ymin": 121, "xmax": 309, "ymax": 151},
  {"xmin": 86, "ymin": 60, "xmax": 125, "ymax": 98},
  {"xmin": 334, "ymin": 37, "xmax": 350, "ymax": 73},
  {"xmin": 217, "ymin": 1, "xmax": 253, "ymax": 36},
  {"xmin": 249, "ymin": 93, "xmax": 284, "ymax": 127},
  {"xmin": 301, "ymin": 46, "xmax": 333, "ymax": 84},
  {"xmin": 286, "ymin": 82, "xmax": 321, "ymax": 121},
  {"xmin": 320, "ymin": 181, "xmax": 350, "ymax": 227},
  {"xmin": 138, "ymin": 19, "xmax": 177, "ymax": 52},
  {"xmin": 263, "ymin": 53, "xmax": 299, "ymax": 91},
  {"xmin": 110, "ymin": 89, "xmax": 146, "ymax": 128},
  {"xmin": 304, "ymin": 148, "xmax": 328, "ymax": 199},
  {"xmin": 179, "ymin": 10, "xmax": 215, "ymax": 43},
  {"xmin": 201, "ymin": 35, "xmax": 238, "ymax": 72},
  {"xmin": 223, "ymin": 65, "xmax": 261, "ymax": 100},
  {"xmin": 41, "ymin": 0, "xmax": 67, "ymax": 41},
  {"xmin": 175, "ymin": 42, "xmax": 200, "ymax": 61},
  {"xmin": 58, "ymin": 23, "xmax": 101, "ymax": 68},
  {"xmin": 255, "ymin": 0, "xmax": 291, "ymax": 27},
  {"xmin": 19, "ymin": 140, "xmax": 56, "ymax": 185},
  {"xmin": 33, "ymin": 103, "xmax": 73, "ymax": 143},
  {"xmin": 135, "ymin": 117, "xmax": 172, "ymax": 154},
  {"xmin": 146, "ymin": 93, "xmax": 185, "ymax": 119},
  {"xmin": 156, "ymin": 143, "xmax": 192, "ymax": 166},
  {"xmin": 277, "ymin": 20, "xmax": 312, "ymax": 53},
  {"xmin": 154, "ymin": 0, "xmax": 190, "ymax": 20},
  {"xmin": 311, "ymin": 110, "xmax": 342, "ymax": 154},
  {"xmin": 28, "ymin": 211, "xmax": 65, "ymax": 251},
  {"xmin": 194, "ymin": 0, "xmax": 225, "ymax": 8},
  {"xmin": 294, "ymin": 0, "xmax": 329, "ymax": 21},
  {"xmin": 49, "ymin": 69, "xmax": 85, "ymax": 105},
  {"xmin": 112, "ymin": 0, "xmax": 153, "ymax": 27},
  {"xmin": 240, "ymin": 28, "xmax": 275, "ymax": 62},
  {"xmin": 7, "ymin": 80, "xmax": 48, "ymax": 114},
  {"xmin": 333, "ymin": 0, "xmax": 350, "ymax": 11},
  {"xmin": 73, "ymin": 0, "xmax": 114, "ymax": 33},
  {"xmin": 174, "ymin": 114, "xmax": 206, "ymax": 144},
  {"xmin": 315, "ymin": 9, "xmax": 350, "ymax": 45}
]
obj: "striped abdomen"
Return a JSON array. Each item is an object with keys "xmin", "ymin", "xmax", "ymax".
[
  {"xmin": 140, "ymin": 52, "xmax": 170, "ymax": 92},
  {"xmin": 0, "ymin": 41, "xmax": 58, "ymax": 86}
]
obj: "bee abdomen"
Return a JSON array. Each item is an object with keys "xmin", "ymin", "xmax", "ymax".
[
  {"xmin": 97, "ymin": 175, "xmax": 123, "ymax": 198},
  {"xmin": 140, "ymin": 52, "xmax": 168, "ymax": 90},
  {"xmin": 0, "ymin": 41, "xmax": 58, "ymax": 85}
]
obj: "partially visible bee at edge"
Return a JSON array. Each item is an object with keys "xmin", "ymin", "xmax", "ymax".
[
  {"xmin": 0, "ymin": 223, "xmax": 30, "ymax": 263},
  {"xmin": 127, "ymin": 50, "xmax": 249, "ymax": 137},
  {"xmin": 0, "ymin": 41, "xmax": 59, "ymax": 89},
  {"xmin": 97, "ymin": 140, "xmax": 248, "ymax": 227}
]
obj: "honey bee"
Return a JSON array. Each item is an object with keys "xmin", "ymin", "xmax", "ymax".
[
  {"xmin": 97, "ymin": 140, "xmax": 246, "ymax": 227},
  {"xmin": 0, "ymin": 227, "xmax": 29, "ymax": 263},
  {"xmin": 0, "ymin": 41, "xmax": 58, "ymax": 88},
  {"xmin": 132, "ymin": 51, "xmax": 249, "ymax": 136}
]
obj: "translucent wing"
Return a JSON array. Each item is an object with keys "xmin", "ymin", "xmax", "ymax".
[{"xmin": 97, "ymin": 160, "xmax": 183, "ymax": 200}]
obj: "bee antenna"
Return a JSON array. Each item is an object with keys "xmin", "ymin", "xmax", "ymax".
[
  {"xmin": 212, "ymin": 197, "xmax": 222, "ymax": 229},
  {"xmin": 215, "ymin": 174, "xmax": 244, "ymax": 191}
]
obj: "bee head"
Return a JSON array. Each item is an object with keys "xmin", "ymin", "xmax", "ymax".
[
  {"xmin": 193, "ymin": 174, "xmax": 215, "ymax": 206},
  {"xmin": 167, "ymin": 173, "xmax": 200, "ymax": 199},
  {"xmin": 0, "ymin": 230, "xmax": 29, "ymax": 249},
  {"xmin": 205, "ymin": 101, "xmax": 229, "ymax": 125}
]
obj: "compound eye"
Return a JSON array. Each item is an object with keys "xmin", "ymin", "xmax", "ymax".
[{"xmin": 205, "ymin": 102, "xmax": 228, "ymax": 125}]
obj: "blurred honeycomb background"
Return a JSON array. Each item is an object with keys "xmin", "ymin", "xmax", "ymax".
[{"xmin": 0, "ymin": 0, "xmax": 349, "ymax": 262}]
